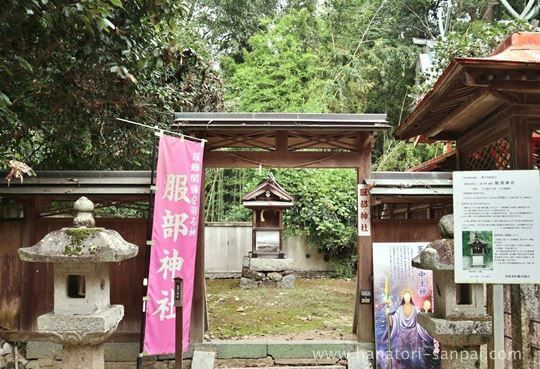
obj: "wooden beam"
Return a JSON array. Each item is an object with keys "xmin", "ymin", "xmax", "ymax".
[
  {"xmin": 424, "ymin": 89, "xmax": 501, "ymax": 138},
  {"xmin": 464, "ymin": 72, "xmax": 540, "ymax": 94},
  {"xmin": 204, "ymin": 151, "xmax": 364, "ymax": 168},
  {"xmin": 457, "ymin": 106, "xmax": 511, "ymax": 158},
  {"xmin": 371, "ymin": 196, "xmax": 452, "ymax": 205},
  {"xmin": 512, "ymin": 104, "xmax": 540, "ymax": 117}
]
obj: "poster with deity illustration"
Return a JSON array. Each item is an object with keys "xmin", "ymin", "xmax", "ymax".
[
  {"xmin": 373, "ymin": 242, "xmax": 440, "ymax": 369},
  {"xmin": 144, "ymin": 134, "xmax": 205, "ymax": 355}
]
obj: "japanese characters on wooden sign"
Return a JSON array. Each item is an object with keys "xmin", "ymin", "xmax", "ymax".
[
  {"xmin": 144, "ymin": 134, "xmax": 205, "ymax": 355},
  {"xmin": 358, "ymin": 183, "xmax": 371, "ymax": 236},
  {"xmin": 453, "ymin": 170, "xmax": 540, "ymax": 284}
]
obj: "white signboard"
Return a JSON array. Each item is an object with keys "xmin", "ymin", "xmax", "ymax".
[
  {"xmin": 453, "ymin": 170, "xmax": 540, "ymax": 284},
  {"xmin": 358, "ymin": 184, "xmax": 371, "ymax": 236}
]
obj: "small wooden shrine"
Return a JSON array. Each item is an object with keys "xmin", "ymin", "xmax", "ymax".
[
  {"xmin": 242, "ymin": 174, "xmax": 294, "ymax": 259},
  {"xmin": 469, "ymin": 233, "xmax": 487, "ymax": 268}
]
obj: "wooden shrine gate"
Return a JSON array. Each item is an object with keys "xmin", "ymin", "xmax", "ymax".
[{"xmin": 173, "ymin": 112, "xmax": 389, "ymax": 343}]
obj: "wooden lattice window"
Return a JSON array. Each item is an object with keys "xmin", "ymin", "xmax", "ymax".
[{"xmin": 464, "ymin": 138, "xmax": 510, "ymax": 170}]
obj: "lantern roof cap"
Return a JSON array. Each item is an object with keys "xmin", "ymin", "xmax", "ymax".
[{"xmin": 18, "ymin": 196, "xmax": 138, "ymax": 263}]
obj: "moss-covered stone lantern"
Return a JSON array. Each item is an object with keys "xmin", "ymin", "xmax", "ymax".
[{"xmin": 18, "ymin": 196, "xmax": 138, "ymax": 369}]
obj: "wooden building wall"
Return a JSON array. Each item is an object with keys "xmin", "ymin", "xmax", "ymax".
[
  {"xmin": 372, "ymin": 219, "xmax": 440, "ymax": 243},
  {"xmin": 1, "ymin": 196, "xmax": 446, "ymax": 343},
  {"xmin": 0, "ymin": 214, "xmax": 148, "ymax": 341}
]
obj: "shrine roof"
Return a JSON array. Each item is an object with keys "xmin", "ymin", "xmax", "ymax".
[
  {"xmin": 0, "ymin": 171, "xmax": 151, "ymax": 195},
  {"xmin": 396, "ymin": 32, "xmax": 540, "ymax": 141},
  {"xmin": 242, "ymin": 175, "xmax": 294, "ymax": 208},
  {"xmin": 368, "ymin": 171, "xmax": 453, "ymax": 202},
  {"xmin": 173, "ymin": 112, "xmax": 389, "ymax": 130},
  {"xmin": 173, "ymin": 113, "xmax": 389, "ymax": 151}
]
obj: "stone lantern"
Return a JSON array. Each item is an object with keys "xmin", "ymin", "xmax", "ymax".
[
  {"xmin": 412, "ymin": 214, "xmax": 491, "ymax": 369},
  {"xmin": 18, "ymin": 197, "xmax": 138, "ymax": 369}
]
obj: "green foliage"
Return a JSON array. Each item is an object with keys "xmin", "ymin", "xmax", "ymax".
[
  {"xmin": 277, "ymin": 169, "xmax": 357, "ymax": 260},
  {"xmin": 188, "ymin": 0, "xmax": 280, "ymax": 62},
  {"xmin": 374, "ymin": 135, "xmax": 445, "ymax": 172},
  {"xmin": 413, "ymin": 18, "xmax": 532, "ymax": 97},
  {"xmin": 205, "ymin": 168, "xmax": 253, "ymax": 222},
  {"xmin": 0, "ymin": 0, "xmax": 222, "ymax": 169},
  {"xmin": 322, "ymin": 0, "xmax": 424, "ymax": 122},
  {"xmin": 222, "ymin": 8, "xmax": 327, "ymax": 112},
  {"xmin": 462, "ymin": 230, "xmax": 493, "ymax": 268},
  {"xmin": 223, "ymin": 1, "xmax": 429, "ymax": 124},
  {"xmin": 3, "ymin": 0, "xmax": 534, "ymax": 272},
  {"xmin": 247, "ymin": 169, "xmax": 358, "ymax": 268},
  {"xmin": 205, "ymin": 167, "xmax": 359, "ymax": 274},
  {"xmin": 332, "ymin": 256, "xmax": 357, "ymax": 279}
]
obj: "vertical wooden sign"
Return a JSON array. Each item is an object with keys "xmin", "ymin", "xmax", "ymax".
[{"xmin": 358, "ymin": 184, "xmax": 371, "ymax": 236}]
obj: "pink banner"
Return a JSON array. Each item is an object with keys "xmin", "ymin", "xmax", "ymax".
[{"xmin": 144, "ymin": 134, "xmax": 204, "ymax": 355}]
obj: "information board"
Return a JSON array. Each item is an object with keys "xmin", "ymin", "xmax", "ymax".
[{"xmin": 453, "ymin": 170, "xmax": 540, "ymax": 284}]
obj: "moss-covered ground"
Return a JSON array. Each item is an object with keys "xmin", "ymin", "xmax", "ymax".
[{"xmin": 206, "ymin": 277, "xmax": 356, "ymax": 340}]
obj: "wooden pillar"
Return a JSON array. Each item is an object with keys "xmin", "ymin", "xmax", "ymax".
[
  {"xmin": 510, "ymin": 117, "xmax": 531, "ymax": 169},
  {"xmin": 508, "ymin": 116, "xmax": 536, "ymax": 369},
  {"xmin": 355, "ymin": 132, "xmax": 374, "ymax": 342},
  {"xmin": 20, "ymin": 196, "xmax": 52, "ymax": 331},
  {"xmin": 190, "ymin": 163, "xmax": 206, "ymax": 343},
  {"xmin": 276, "ymin": 131, "xmax": 288, "ymax": 152}
]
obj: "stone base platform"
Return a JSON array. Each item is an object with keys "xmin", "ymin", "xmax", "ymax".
[
  {"xmin": 417, "ymin": 313, "xmax": 492, "ymax": 347},
  {"xmin": 240, "ymin": 270, "xmax": 295, "ymax": 289},
  {"xmin": 240, "ymin": 257, "xmax": 295, "ymax": 289},
  {"xmin": 37, "ymin": 305, "xmax": 124, "ymax": 346}
]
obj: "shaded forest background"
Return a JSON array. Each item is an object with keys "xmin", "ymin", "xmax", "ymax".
[{"xmin": 0, "ymin": 0, "xmax": 534, "ymax": 274}]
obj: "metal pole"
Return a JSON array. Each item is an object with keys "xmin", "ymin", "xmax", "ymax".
[{"xmin": 174, "ymin": 277, "xmax": 184, "ymax": 369}]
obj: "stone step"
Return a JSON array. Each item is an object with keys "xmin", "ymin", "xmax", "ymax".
[
  {"xmin": 192, "ymin": 350, "xmax": 216, "ymax": 369},
  {"xmin": 222, "ymin": 365, "xmax": 346, "ymax": 369},
  {"xmin": 27, "ymin": 340, "xmax": 374, "ymax": 361}
]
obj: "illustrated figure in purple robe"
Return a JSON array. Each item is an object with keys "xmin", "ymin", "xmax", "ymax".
[{"xmin": 380, "ymin": 289, "xmax": 435, "ymax": 369}]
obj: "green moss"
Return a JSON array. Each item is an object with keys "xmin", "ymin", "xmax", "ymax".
[
  {"xmin": 63, "ymin": 227, "xmax": 102, "ymax": 256},
  {"xmin": 206, "ymin": 278, "xmax": 355, "ymax": 339}
]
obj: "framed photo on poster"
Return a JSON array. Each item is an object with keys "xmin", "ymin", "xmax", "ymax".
[{"xmin": 373, "ymin": 242, "xmax": 440, "ymax": 369}]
